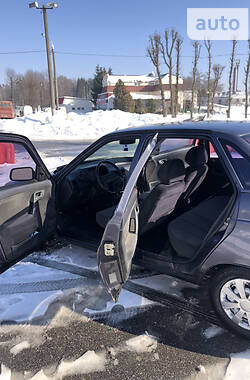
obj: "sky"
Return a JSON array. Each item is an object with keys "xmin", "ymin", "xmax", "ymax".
[{"xmin": 0, "ymin": 0, "xmax": 249, "ymax": 90}]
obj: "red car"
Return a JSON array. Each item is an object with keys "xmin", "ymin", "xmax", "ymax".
[{"xmin": 0, "ymin": 101, "xmax": 14, "ymax": 119}]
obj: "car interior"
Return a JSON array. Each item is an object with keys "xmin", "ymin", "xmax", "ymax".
[{"xmin": 56, "ymin": 136, "xmax": 235, "ymax": 268}]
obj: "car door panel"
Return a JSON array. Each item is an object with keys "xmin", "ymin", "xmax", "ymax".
[
  {"xmin": 0, "ymin": 133, "xmax": 55, "ymax": 272},
  {"xmin": 97, "ymin": 134, "xmax": 157, "ymax": 301},
  {"xmin": 0, "ymin": 179, "xmax": 53, "ymax": 265}
]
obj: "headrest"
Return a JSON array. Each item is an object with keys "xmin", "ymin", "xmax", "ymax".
[
  {"xmin": 158, "ymin": 159, "xmax": 185, "ymax": 185},
  {"xmin": 185, "ymin": 146, "xmax": 208, "ymax": 168}
]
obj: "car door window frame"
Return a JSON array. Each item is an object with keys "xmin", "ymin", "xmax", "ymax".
[
  {"xmin": 219, "ymin": 138, "xmax": 250, "ymax": 190},
  {"xmin": 0, "ymin": 134, "xmax": 51, "ymax": 188}
]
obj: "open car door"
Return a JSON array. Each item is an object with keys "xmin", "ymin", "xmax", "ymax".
[
  {"xmin": 97, "ymin": 134, "xmax": 157, "ymax": 301},
  {"xmin": 0, "ymin": 133, "xmax": 56, "ymax": 273}
]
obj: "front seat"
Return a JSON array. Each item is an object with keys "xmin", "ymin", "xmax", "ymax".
[
  {"xmin": 96, "ymin": 159, "xmax": 185, "ymax": 235},
  {"xmin": 139, "ymin": 158, "xmax": 185, "ymax": 235},
  {"xmin": 181, "ymin": 145, "xmax": 209, "ymax": 203}
]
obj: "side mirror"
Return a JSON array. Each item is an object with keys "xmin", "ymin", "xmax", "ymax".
[{"xmin": 10, "ymin": 167, "xmax": 35, "ymax": 181}]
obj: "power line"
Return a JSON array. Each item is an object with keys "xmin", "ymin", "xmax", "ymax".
[
  {"xmin": 0, "ymin": 50, "xmax": 249, "ymax": 59},
  {"xmin": 0, "ymin": 50, "xmax": 45, "ymax": 55}
]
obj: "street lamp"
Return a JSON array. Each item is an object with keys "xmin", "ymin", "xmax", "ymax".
[{"xmin": 29, "ymin": 2, "xmax": 58, "ymax": 115}]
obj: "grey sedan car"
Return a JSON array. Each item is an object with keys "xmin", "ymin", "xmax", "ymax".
[{"xmin": 0, "ymin": 121, "xmax": 250, "ymax": 338}]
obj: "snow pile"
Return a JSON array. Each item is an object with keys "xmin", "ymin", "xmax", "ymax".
[
  {"xmin": 208, "ymin": 105, "xmax": 250, "ymax": 121},
  {"xmin": 0, "ymin": 107, "xmax": 249, "ymax": 143},
  {"xmin": 0, "ymin": 109, "xmax": 189, "ymax": 142},
  {"xmin": 224, "ymin": 349, "xmax": 250, "ymax": 380},
  {"xmin": 0, "ymin": 106, "xmax": 249, "ymax": 143},
  {"xmin": 10, "ymin": 341, "xmax": 31, "ymax": 355},
  {"xmin": 57, "ymin": 350, "xmax": 107, "ymax": 377},
  {"xmin": 125, "ymin": 334, "xmax": 157, "ymax": 353},
  {"xmin": 203, "ymin": 325, "xmax": 225, "ymax": 339}
]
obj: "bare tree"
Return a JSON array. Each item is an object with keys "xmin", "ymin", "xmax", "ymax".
[
  {"xmin": 174, "ymin": 35, "xmax": 183, "ymax": 117},
  {"xmin": 147, "ymin": 33, "xmax": 167, "ymax": 116},
  {"xmin": 204, "ymin": 40, "xmax": 212, "ymax": 118},
  {"xmin": 191, "ymin": 41, "xmax": 201, "ymax": 119},
  {"xmin": 227, "ymin": 39, "xmax": 238, "ymax": 118},
  {"xmin": 57, "ymin": 75, "xmax": 76, "ymax": 97},
  {"xmin": 160, "ymin": 28, "xmax": 178, "ymax": 117},
  {"xmin": 244, "ymin": 39, "xmax": 250, "ymax": 119},
  {"xmin": 196, "ymin": 72, "xmax": 207, "ymax": 114},
  {"xmin": 5, "ymin": 69, "xmax": 17, "ymax": 104},
  {"xmin": 211, "ymin": 64, "xmax": 225, "ymax": 114}
]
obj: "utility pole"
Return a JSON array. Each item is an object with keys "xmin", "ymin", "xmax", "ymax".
[
  {"xmin": 51, "ymin": 42, "xmax": 59, "ymax": 110},
  {"xmin": 29, "ymin": 2, "xmax": 58, "ymax": 116},
  {"xmin": 42, "ymin": 5, "xmax": 55, "ymax": 115}
]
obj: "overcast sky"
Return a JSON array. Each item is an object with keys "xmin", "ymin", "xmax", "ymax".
[{"xmin": 0, "ymin": 0, "xmax": 249, "ymax": 89}]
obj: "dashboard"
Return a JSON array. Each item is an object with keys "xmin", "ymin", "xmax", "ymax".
[{"xmin": 57, "ymin": 158, "xmax": 131, "ymax": 212}]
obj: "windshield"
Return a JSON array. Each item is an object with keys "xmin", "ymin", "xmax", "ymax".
[{"xmin": 85, "ymin": 139, "xmax": 140, "ymax": 162}]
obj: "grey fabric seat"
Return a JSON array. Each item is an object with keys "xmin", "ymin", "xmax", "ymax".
[
  {"xmin": 181, "ymin": 145, "xmax": 209, "ymax": 203},
  {"xmin": 168, "ymin": 196, "xmax": 229, "ymax": 259},
  {"xmin": 138, "ymin": 159, "xmax": 185, "ymax": 235},
  {"xmin": 96, "ymin": 159, "xmax": 185, "ymax": 233}
]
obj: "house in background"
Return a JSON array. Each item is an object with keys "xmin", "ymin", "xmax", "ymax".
[
  {"xmin": 97, "ymin": 73, "xmax": 184, "ymax": 111},
  {"xmin": 214, "ymin": 91, "xmax": 250, "ymax": 107},
  {"xmin": 59, "ymin": 96, "xmax": 93, "ymax": 113}
]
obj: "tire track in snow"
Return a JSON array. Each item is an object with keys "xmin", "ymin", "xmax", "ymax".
[
  {"xmin": 0, "ymin": 277, "xmax": 99, "ymax": 295},
  {"xmin": 26, "ymin": 257, "xmax": 221, "ymax": 326}
]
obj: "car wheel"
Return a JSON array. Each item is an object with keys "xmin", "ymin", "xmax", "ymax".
[{"xmin": 211, "ymin": 267, "xmax": 250, "ymax": 339}]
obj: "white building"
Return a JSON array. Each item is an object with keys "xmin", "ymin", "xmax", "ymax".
[
  {"xmin": 97, "ymin": 73, "xmax": 184, "ymax": 111},
  {"xmin": 215, "ymin": 91, "xmax": 250, "ymax": 106},
  {"xmin": 59, "ymin": 96, "xmax": 93, "ymax": 113}
]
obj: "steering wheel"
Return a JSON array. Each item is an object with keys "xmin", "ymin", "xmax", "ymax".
[{"xmin": 96, "ymin": 160, "xmax": 125, "ymax": 194}]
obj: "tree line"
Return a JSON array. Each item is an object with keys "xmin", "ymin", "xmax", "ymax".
[
  {"xmin": 0, "ymin": 68, "xmax": 93, "ymax": 110},
  {"xmin": 0, "ymin": 34, "xmax": 249, "ymax": 118},
  {"xmin": 147, "ymin": 30, "xmax": 250, "ymax": 119}
]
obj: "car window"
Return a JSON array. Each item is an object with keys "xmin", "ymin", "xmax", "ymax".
[
  {"xmin": 154, "ymin": 138, "xmax": 193, "ymax": 154},
  {"xmin": 223, "ymin": 143, "xmax": 250, "ymax": 189},
  {"xmin": 242, "ymin": 134, "xmax": 250, "ymax": 144},
  {"xmin": 85, "ymin": 139, "xmax": 140, "ymax": 162},
  {"xmin": 0, "ymin": 142, "xmax": 36, "ymax": 188}
]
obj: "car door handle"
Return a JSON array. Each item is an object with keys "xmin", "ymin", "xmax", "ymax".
[
  {"xmin": 33, "ymin": 190, "xmax": 44, "ymax": 202},
  {"xmin": 28, "ymin": 190, "xmax": 45, "ymax": 214}
]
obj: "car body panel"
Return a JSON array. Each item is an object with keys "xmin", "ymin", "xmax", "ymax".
[{"xmin": 200, "ymin": 192, "xmax": 250, "ymax": 274}]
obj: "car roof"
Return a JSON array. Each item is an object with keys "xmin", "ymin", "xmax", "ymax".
[{"xmin": 110, "ymin": 121, "xmax": 250, "ymax": 138}]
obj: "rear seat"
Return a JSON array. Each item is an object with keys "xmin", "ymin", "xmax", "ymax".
[{"xmin": 167, "ymin": 196, "xmax": 230, "ymax": 259}]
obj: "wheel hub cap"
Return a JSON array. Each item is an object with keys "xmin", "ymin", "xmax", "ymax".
[
  {"xmin": 240, "ymin": 300, "xmax": 250, "ymax": 312},
  {"xmin": 220, "ymin": 278, "xmax": 250, "ymax": 330}
]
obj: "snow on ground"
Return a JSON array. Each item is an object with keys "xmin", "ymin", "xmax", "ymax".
[
  {"xmin": 0, "ymin": 246, "xmax": 153, "ymax": 324},
  {"xmin": 224, "ymin": 349, "xmax": 250, "ymax": 380},
  {"xmin": 131, "ymin": 274, "xmax": 198, "ymax": 299},
  {"xmin": 32, "ymin": 244, "xmax": 98, "ymax": 270},
  {"xmin": 209, "ymin": 104, "xmax": 250, "ymax": 121},
  {"xmin": 0, "ymin": 106, "xmax": 249, "ymax": 143},
  {"xmin": 41, "ymin": 155, "xmax": 71, "ymax": 171},
  {"xmin": 203, "ymin": 325, "xmax": 225, "ymax": 339},
  {"xmin": 0, "ymin": 109, "xmax": 189, "ymax": 142}
]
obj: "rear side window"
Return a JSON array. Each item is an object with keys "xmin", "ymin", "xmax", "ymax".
[
  {"xmin": 223, "ymin": 143, "xmax": 250, "ymax": 189},
  {"xmin": 0, "ymin": 142, "xmax": 36, "ymax": 188}
]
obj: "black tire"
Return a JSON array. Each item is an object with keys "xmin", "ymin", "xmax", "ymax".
[{"xmin": 211, "ymin": 267, "xmax": 250, "ymax": 339}]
